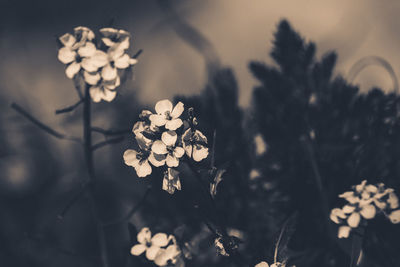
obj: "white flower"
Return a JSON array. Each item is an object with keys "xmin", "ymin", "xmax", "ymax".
[
  {"xmin": 58, "ymin": 26, "xmax": 96, "ymax": 79},
  {"xmin": 255, "ymin": 261, "xmax": 269, "ymax": 267},
  {"xmin": 130, "ymin": 227, "xmax": 169, "ymax": 261},
  {"xmin": 181, "ymin": 128, "xmax": 209, "ymax": 162},
  {"xmin": 123, "ymin": 137, "xmax": 166, "ymax": 177},
  {"xmin": 162, "ymin": 168, "xmax": 181, "ymax": 194},
  {"xmin": 149, "ymin": 100, "xmax": 184, "ymax": 130},
  {"xmin": 154, "ymin": 244, "xmax": 182, "ymax": 266},
  {"xmin": 151, "ymin": 131, "xmax": 185, "ymax": 167}
]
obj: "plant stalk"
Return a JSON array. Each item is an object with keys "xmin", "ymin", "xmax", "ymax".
[{"xmin": 83, "ymin": 85, "xmax": 110, "ymax": 267}]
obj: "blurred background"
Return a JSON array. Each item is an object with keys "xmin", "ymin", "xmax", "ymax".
[{"xmin": 1, "ymin": 1, "xmax": 400, "ymax": 266}]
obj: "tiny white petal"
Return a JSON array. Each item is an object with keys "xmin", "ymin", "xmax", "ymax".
[
  {"xmin": 338, "ymin": 225, "xmax": 351, "ymax": 238},
  {"xmin": 347, "ymin": 212, "xmax": 361, "ymax": 228},
  {"xmin": 161, "ymin": 131, "xmax": 177, "ymax": 147},
  {"xmin": 65, "ymin": 61, "xmax": 81, "ymax": 79},
  {"xmin": 155, "ymin": 99, "xmax": 173, "ymax": 114},
  {"xmin": 130, "ymin": 244, "xmax": 146, "ymax": 256}
]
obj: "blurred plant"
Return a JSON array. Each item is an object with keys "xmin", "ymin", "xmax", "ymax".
[{"xmin": 11, "ymin": 26, "xmax": 141, "ymax": 267}]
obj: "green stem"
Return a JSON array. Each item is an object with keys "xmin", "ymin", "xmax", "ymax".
[{"xmin": 83, "ymin": 85, "xmax": 109, "ymax": 267}]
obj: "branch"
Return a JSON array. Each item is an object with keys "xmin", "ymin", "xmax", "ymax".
[
  {"xmin": 133, "ymin": 49, "xmax": 143, "ymax": 59},
  {"xmin": 11, "ymin": 103, "xmax": 82, "ymax": 143},
  {"xmin": 102, "ymin": 186, "xmax": 151, "ymax": 226},
  {"xmin": 91, "ymin": 126, "xmax": 131, "ymax": 136},
  {"xmin": 55, "ymin": 99, "xmax": 83, "ymax": 114},
  {"xmin": 92, "ymin": 136, "xmax": 125, "ymax": 151}
]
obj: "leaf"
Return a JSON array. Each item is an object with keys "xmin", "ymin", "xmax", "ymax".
[{"xmin": 210, "ymin": 169, "xmax": 226, "ymax": 198}]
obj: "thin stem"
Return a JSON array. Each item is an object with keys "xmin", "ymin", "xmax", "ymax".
[
  {"xmin": 210, "ymin": 129, "xmax": 217, "ymax": 168},
  {"xmin": 58, "ymin": 182, "xmax": 91, "ymax": 220},
  {"xmin": 133, "ymin": 49, "xmax": 143, "ymax": 59},
  {"xmin": 92, "ymin": 136, "xmax": 125, "ymax": 151},
  {"xmin": 82, "ymin": 85, "xmax": 110, "ymax": 267},
  {"xmin": 11, "ymin": 103, "xmax": 81, "ymax": 143},
  {"xmin": 55, "ymin": 99, "xmax": 83, "ymax": 114},
  {"xmin": 102, "ymin": 186, "xmax": 151, "ymax": 226},
  {"xmin": 91, "ymin": 127, "xmax": 131, "ymax": 136}
]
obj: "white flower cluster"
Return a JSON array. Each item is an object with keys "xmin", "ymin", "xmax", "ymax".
[
  {"xmin": 255, "ymin": 261, "xmax": 292, "ymax": 267},
  {"xmin": 57, "ymin": 26, "xmax": 137, "ymax": 102},
  {"xmin": 123, "ymin": 99, "xmax": 209, "ymax": 194},
  {"xmin": 330, "ymin": 180, "xmax": 400, "ymax": 238},
  {"xmin": 131, "ymin": 227, "xmax": 184, "ymax": 266}
]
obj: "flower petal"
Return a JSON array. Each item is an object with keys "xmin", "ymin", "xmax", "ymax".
[
  {"xmin": 155, "ymin": 99, "xmax": 173, "ymax": 114},
  {"xmin": 130, "ymin": 244, "xmax": 146, "ymax": 256},
  {"xmin": 114, "ymin": 53, "xmax": 131, "ymax": 69},
  {"xmin": 173, "ymin": 147, "xmax": 185, "ymax": 158},
  {"xmin": 360, "ymin": 204, "xmax": 376, "ymax": 219},
  {"xmin": 78, "ymin": 42, "xmax": 96, "ymax": 57},
  {"xmin": 161, "ymin": 131, "xmax": 177, "ymax": 147},
  {"xmin": 146, "ymin": 246, "xmax": 160, "ymax": 261},
  {"xmin": 135, "ymin": 160, "xmax": 152, "ymax": 177},
  {"xmin": 65, "ymin": 62, "xmax": 81, "ymax": 79},
  {"xmin": 342, "ymin": 205, "xmax": 356, "ymax": 214},
  {"xmin": 58, "ymin": 47, "xmax": 76, "ymax": 64},
  {"xmin": 148, "ymin": 153, "xmax": 166, "ymax": 167},
  {"xmin": 170, "ymin": 102, "xmax": 184, "ymax": 118},
  {"xmin": 137, "ymin": 227, "xmax": 152, "ymax": 244},
  {"xmin": 255, "ymin": 262, "xmax": 269, "ymax": 267},
  {"xmin": 389, "ymin": 209, "xmax": 400, "ymax": 224},
  {"xmin": 59, "ymin": 33, "xmax": 76, "ymax": 47},
  {"xmin": 152, "ymin": 140, "xmax": 168, "ymax": 155},
  {"xmin": 81, "ymin": 50, "xmax": 108, "ymax": 72},
  {"xmin": 165, "ymin": 118, "xmax": 183, "ymax": 131},
  {"xmin": 123, "ymin": 149, "xmax": 139, "ymax": 167},
  {"xmin": 149, "ymin": 114, "xmax": 167, "ymax": 127},
  {"xmin": 130, "ymin": 58, "xmax": 138, "ymax": 65},
  {"xmin": 89, "ymin": 86, "xmax": 102, "ymax": 102},
  {"xmin": 166, "ymin": 154, "xmax": 179, "ymax": 167},
  {"xmin": 83, "ymin": 71, "xmax": 100, "ymax": 85},
  {"xmin": 102, "ymin": 88, "xmax": 117, "ymax": 102},
  {"xmin": 101, "ymin": 64, "xmax": 118, "ymax": 81},
  {"xmin": 347, "ymin": 212, "xmax": 361, "ymax": 228},
  {"xmin": 388, "ymin": 192, "xmax": 399, "ymax": 209},
  {"xmin": 151, "ymin": 233, "xmax": 169, "ymax": 247},
  {"xmin": 193, "ymin": 146, "xmax": 209, "ymax": 162},
  {"xmin": 338, "ymin": 225, "xmax": 351, "ymax": 238}
]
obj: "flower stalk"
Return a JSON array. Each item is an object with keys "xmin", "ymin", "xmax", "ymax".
[{"xmin": 83, "ymin": 84, "xmax": 110, "ymax": 267}]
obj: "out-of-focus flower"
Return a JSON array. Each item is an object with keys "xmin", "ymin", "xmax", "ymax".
[
  {"xmin": 123, "ymin": 137, "xmax": 165, "ymax": 177},
  {"xmin": 154, "ymin": 244, "xmax": 182, "ymax": 266},
  {"xmin": 331, "ymin": 180, "xmax": 400, "ymax": 238},
  {"xmin": 162, "ymin": 168, "xmax": 181, "ymax": 194},
  {"xmin": 150, "ymin": 100, "xmax": 184, "ymax": 130},
  {"xmin": 152, "ymin": 131, "xmax": 185, "ymax": 167},
  {"xmin": 181, "ymin": 128, "xmax": 208, "ymax": 162},
  {"xmin": 131, "ymin": 227, "xmax": 170, "ymax": 261},
  {"xmin": 58, "ymin": 26, "xmax": 96, "ymax": 79},
  {"xmin": 254, "ymin": 134, "xmax": 267, "ymax": 156}
]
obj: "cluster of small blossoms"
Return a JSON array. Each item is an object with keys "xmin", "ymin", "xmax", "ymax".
[
  {"xmin": 57, "ymin": 26, "xmax": 138, "ymax": 102},
  {"xmin": 330, "ymin": 180, "xmax": 400, "ymax": 238},
  {"xmin": 131, "ymin": 227, "xmax": 184, "ymax": 266},
  {"xmin": 123, "ymin": 99, "xmax": 209, "ymax": 194}
]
